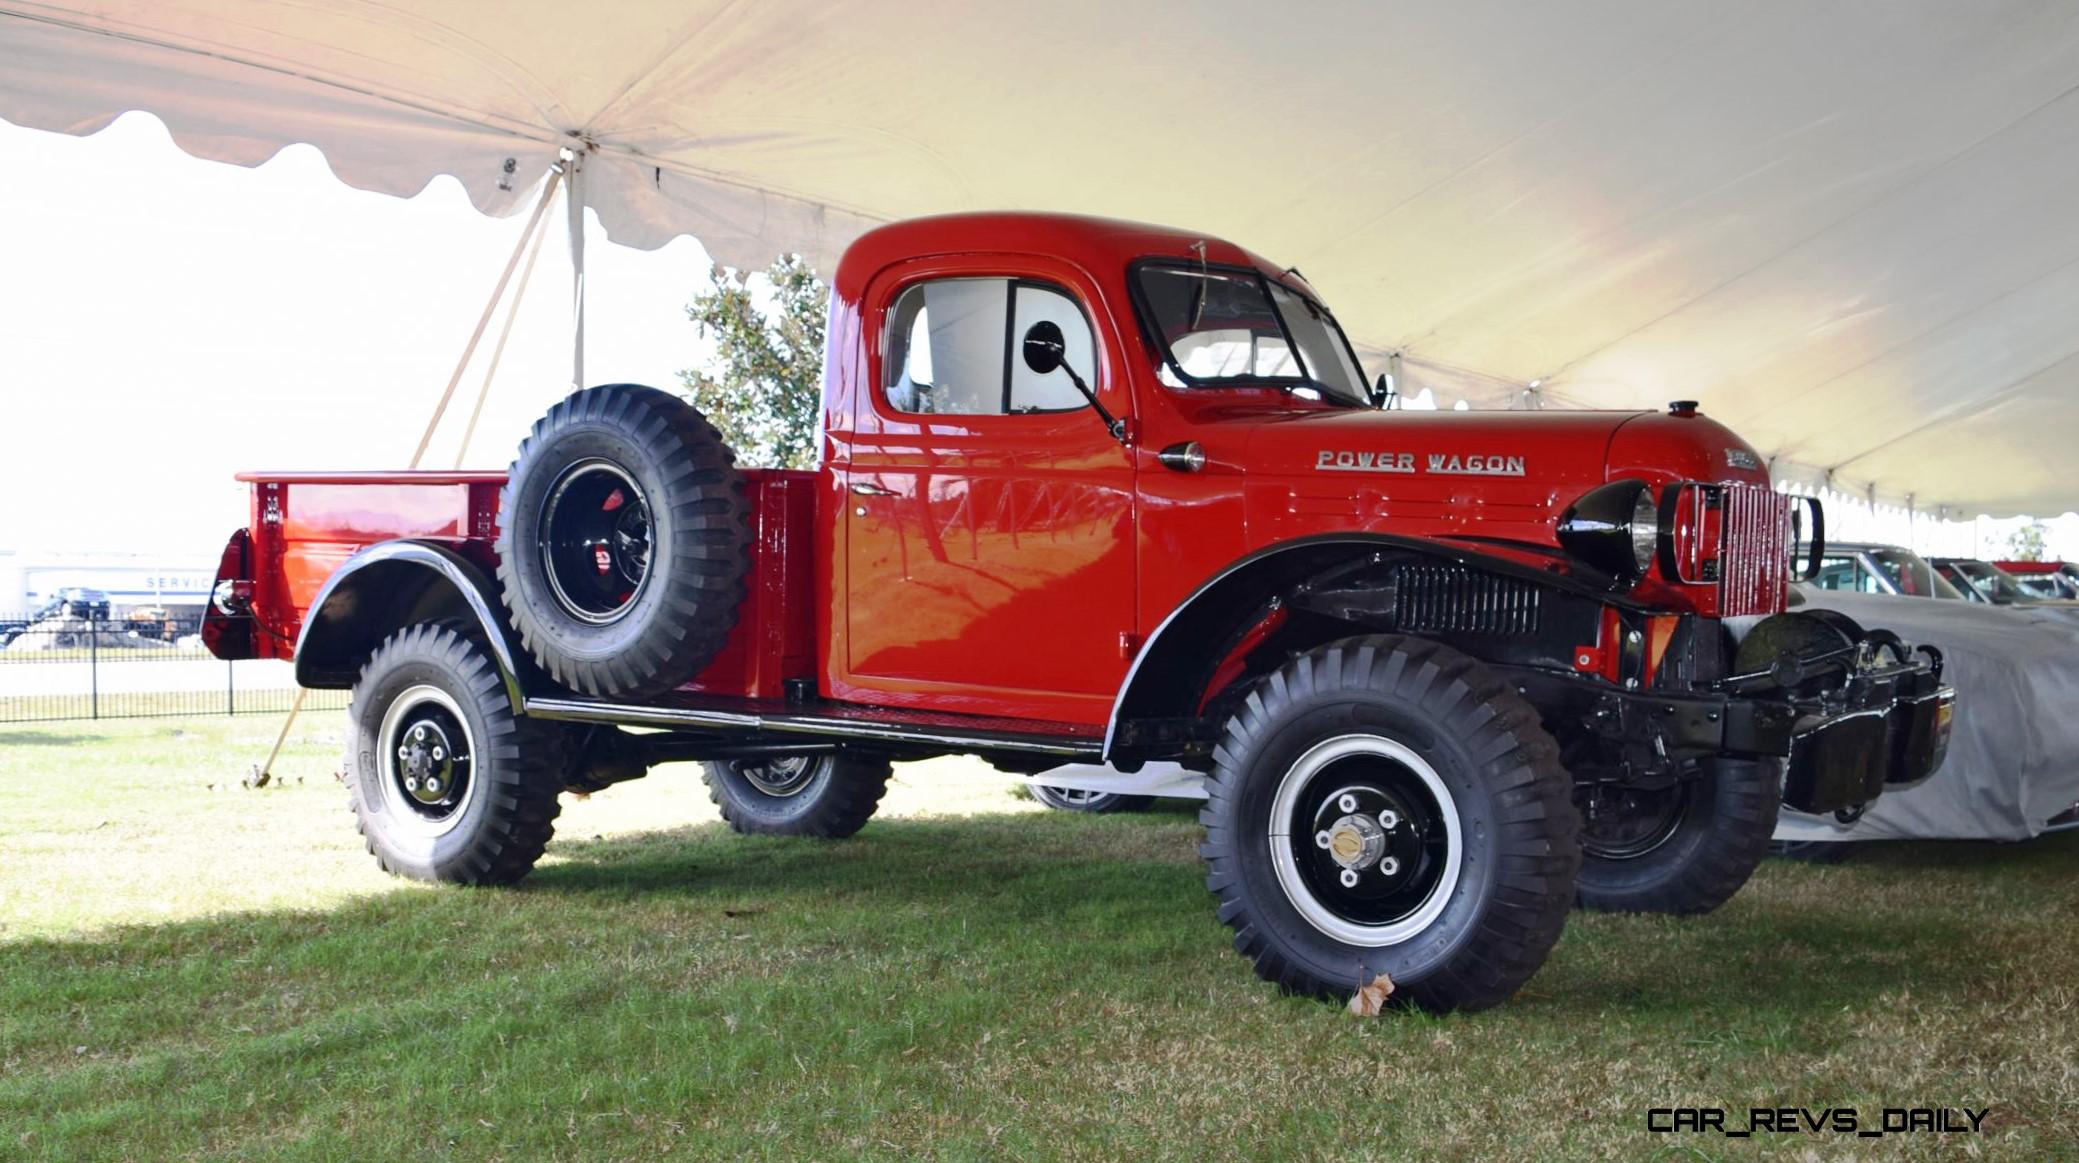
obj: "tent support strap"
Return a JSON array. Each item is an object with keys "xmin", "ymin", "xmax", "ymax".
[
  {"xmin": 456, "ymin": 185, "xmax": 557, "ymax": 467},
  {"xmin": 258, "ymin": 166, "xmax": 561, "ymax": 780},
  {"xmin": 405, "ymin": 168, "xmax": 563, "ymax": 470}
]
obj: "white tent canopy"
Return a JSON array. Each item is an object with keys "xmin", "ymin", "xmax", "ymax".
[{"xmin": 5, "ymin": 1, "xmax": 2078, "ymax": 515}]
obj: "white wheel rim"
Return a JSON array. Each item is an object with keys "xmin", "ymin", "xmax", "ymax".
[
  {"xmin": 376, "ymin": 684, "xmax": 480, "ymax": 840},
  {"xmin": 1267, "ymin": 733, "xmax": 1463, "ymax": 946}
]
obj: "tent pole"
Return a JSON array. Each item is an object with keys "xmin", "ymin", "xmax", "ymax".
[
  {"xmin": 567, "ymin": 148, "xmax": 587, "ymax": 389},
  {"xmin": 456, "ymin": 187, "xmax": 558, "ymax": 468},
  {"xmin": 406, "ymin": 169, "xmax": 562, "ymax": 470}
]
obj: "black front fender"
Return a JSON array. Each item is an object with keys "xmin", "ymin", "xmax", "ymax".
[{"xmin": 1104, "ymin": 533, "xmax": 1621, "ymax": 759}]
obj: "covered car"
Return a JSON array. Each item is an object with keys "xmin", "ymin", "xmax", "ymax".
[{"xmin": 1777, "ymin": 585, "xmax": 2079, "ymax": 845}]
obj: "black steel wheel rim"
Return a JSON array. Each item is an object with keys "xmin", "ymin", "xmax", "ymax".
[
  {"xmin": 389, "ymin": 700, "xmax": 472, "ymax": 822},
  {"xmin": 1578, "ymin": 781, "xmax": 1691, "ymax": 860},
  {"xmin": 538, "ymin": 459, "xmax": 652, "ymax": 624},
  {"xmin": 735, "ymin": 755, "xmax": 820, "ymax": 798}
]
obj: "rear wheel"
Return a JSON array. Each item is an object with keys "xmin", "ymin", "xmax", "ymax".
[
  {"xmin": 1202, "ymin": 635, "xmax": 1580, "ymax": 1012},
  {"xmin": 347, "ymin": 623, "xmax": 572, "ymax": 884},
  {"xmin": 1030, "ymin": 785, "xmax": 1153, "ymax": 814},
  {"xmin": 1574, "ymin": 757, "xmax": 1782, "ymax": 914},
  {"xmin": 703, "ymin": 752, "xmax": 893, "ymax": 838}
]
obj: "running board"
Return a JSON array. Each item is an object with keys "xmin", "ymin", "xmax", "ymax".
[{"xmin": 523, "ymin": 695, "xmax": 1106, "ymax": 759}]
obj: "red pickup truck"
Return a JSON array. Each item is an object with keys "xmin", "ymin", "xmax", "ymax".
[{"xmin": 206, "ymin": 212, "xmax": 1951, "ymax": 1011}]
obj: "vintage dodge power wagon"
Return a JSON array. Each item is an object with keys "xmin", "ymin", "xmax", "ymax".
[{"xmin": 205, "ymin": 213, "xmax": 1952, "ymax": 1011}]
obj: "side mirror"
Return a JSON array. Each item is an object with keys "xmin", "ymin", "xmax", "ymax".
[{"xmin": 1022, "ymin": 320, "xmax": 1066, "ymax": 376}]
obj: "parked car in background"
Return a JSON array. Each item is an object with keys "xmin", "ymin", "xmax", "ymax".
[
  {"xmin": 1778, "ymin": 584, "xmax": 2079, "ymax": 855},
  {"xmin": 1804, "ymin": 542, "xmax": 1968, "ymax": 600},
  {"xmin": 123, "ymin": 604, "xmax": 180, "ymax": 641},
  {"xmin": 1808, "ymin": 543, "xmax": 2079, "ymax": 631},
  {"xmin": 38, "ymin": 587, "xmax": 111, "ymax": 621},
  {"xmin": 1931, "ymin": 558, "xmax": 2079, "ymax": 627},
  {"xmin": 1993, "ymin": 560, "xmax": 2079, "ymax": 600}
]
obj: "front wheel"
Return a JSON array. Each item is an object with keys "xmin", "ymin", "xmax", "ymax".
[
  {"xmin": 347, "ymin": 623, "xmax": 573, "ymax": 884},
  {"xmin": 702, "ymin": 752, "xmax": 892, "ymax": 838},
  {"xmin": 1202, "ymin": 635, "xmax": 1580, "ymax": 1012},
  {"xmin": 1574, "ymin": 757, "xmax": 1783, "ymax": 914}
]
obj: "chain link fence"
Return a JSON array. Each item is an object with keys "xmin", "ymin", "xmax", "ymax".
[{"xmin": 0, "ymin": 608, "xmax": 348, "ymax": 724}]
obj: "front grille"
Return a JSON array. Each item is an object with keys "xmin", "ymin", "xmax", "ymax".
[
  {"xmin": 1719, "ymin": 484, "xmax": 1791, "ymax": 617},
  {"xmin": 1396, "ymin": 565, "xmax": 1541, "ymax": 635}
]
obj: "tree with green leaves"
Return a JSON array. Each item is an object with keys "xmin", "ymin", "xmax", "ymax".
[
  {"xmin": 678, "ymin": 254, "xmax": 828, "ymax": 470},
  {"xmin": 2008, "ymin": 521, "xmax": 2048, "ymax": 562}
]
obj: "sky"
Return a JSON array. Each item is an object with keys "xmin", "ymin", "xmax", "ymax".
[{"xmin": 0, "ymin": 111, "xmax": 719, "ymax": 557}]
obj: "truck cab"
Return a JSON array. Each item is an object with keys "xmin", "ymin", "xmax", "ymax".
[{"xmin": 206, "ymin": 212, "xmax": 1951, "ymax": 1012}]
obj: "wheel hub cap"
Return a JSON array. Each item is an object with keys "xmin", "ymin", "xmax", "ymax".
[
  {"xmin": 1324, "ymin": 814, "xmax": 1387, "ymax": 869},
  {"xmin": 396, "ymin": 720, "xmax": 464, "ymax": 806}
]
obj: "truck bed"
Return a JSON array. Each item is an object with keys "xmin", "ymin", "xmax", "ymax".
[{"xmin": 226, "ymin": 468, "xmax": 818, "ymax": 701}]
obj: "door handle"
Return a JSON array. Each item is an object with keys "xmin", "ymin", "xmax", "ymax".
[{"xmin": 850, "ymin": 482, "xmax": 896, "ymax": 497}]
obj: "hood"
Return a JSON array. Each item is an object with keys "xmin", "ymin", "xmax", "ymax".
[{"xmin": 1241, "ymin": 406, "xmax": 1772, "ymax": 494}]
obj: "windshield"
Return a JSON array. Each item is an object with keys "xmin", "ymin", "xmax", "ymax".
[
  {"xmin": 1867, "ymin": 548, "xmax": 1965, "ymax": 599},
  {"xmin": 1953, "ymin": 560, "xmax": 2034, "ymax": 602},
  {"xmin": 1810, "ymin": 546, "xmax": 1964, "ymax": 598},
  {"xmin": 1132, "ymin": 262, "xmax": 1370, "ymax": 406},
  {"xmin": 2014, "ymin": 573, "xmax": 2077, "ymax": 599}
]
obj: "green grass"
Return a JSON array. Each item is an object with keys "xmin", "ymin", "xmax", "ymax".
[{"xmin": 3, "ymin": 718, "xmax": 2077, "ymax": 1159}]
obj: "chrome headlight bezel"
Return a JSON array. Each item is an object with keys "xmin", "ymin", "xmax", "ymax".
[{"xmin": 1557, "ymin": 479, "xmax": 1659, "ymax": 586}]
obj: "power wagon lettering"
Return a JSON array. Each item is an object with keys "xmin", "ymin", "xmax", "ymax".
[
  {"xmin": 1428, "ymin": 453, "xmax": 1526, "ymax": 477},
  {"xmin": 1315, "ymin": 450, "xmax": 1415, "ymax": 473},
  {"xmin": 1313, "ymin": 450, "xmax": 1527, "ymax": 476}
]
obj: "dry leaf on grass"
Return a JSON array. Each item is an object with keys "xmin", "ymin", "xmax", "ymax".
[{"xmin": 1347, "ymin": 972, "xmax": 1395, "ymax": 1016}]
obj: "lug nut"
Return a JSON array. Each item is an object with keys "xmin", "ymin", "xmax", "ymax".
[
  {"xmin": 1378, "ymin": 809, "xmax": 1400, "ymax": 830},
  {"xmin": 1315, "ymin": 831, "xmax": 1333, "ymax": 849},
  {"xmin": 1379, "ymin": 856, "xmax": 1401, "ymax": 876},
  {"xmin": 1338, "ymin": 794, "xmax": 1359, "ymax": 813},
  {"xmin": 404, "ymin": 776, "xmax": 419, "ymax": 792},
  {"xmin": 1339, "ymin": 868, "xmax": 1360, "ymax": 888},
  {"xmin": 413, "ymin": 726, "xmax": 427, "ymax": 741},
  {"xmin": 398, "ymin": 746, "xmax": 410, "ymax": 759},
  {"xmin": 431, "ymin": 747, "xmax": 444, "ymax": 762},
  {"xmin": 426, "ymin": 777, "xmax": 441, "ymax": 794}
]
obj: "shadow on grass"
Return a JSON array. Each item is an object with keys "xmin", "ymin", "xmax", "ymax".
[
  {"xmin": 6, "ymin": 815, "xmax": 2077, "ymax": 1025},
  {"xmin": 0, "ymin": 731, "xmax": 103, "ymax": 746}
]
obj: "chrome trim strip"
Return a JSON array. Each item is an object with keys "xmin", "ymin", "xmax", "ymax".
[{"xmin": 524, "ymin": 697, "xmax": 1104, "ymax": 757}]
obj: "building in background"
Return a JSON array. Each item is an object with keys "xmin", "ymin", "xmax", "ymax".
[{"xmin": 0, "ymin": 549, "xmax": 216, "ymax": 618}]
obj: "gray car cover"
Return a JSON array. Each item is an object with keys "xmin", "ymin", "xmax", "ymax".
[{"xmin": 1776, "ymin": 587, "xmax": 2079, "ymax": 843}]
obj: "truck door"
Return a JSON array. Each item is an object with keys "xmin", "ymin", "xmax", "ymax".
[{"xmin": 840, "ymin": 263, "xmax": 1136, "ymax": 724}]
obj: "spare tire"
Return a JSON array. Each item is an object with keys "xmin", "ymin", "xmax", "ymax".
[{"xmin": 495, "ymin": 384, "xmax": 749, "ymax": 698}]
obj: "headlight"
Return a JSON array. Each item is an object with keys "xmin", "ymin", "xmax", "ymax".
[
  {"xmin": 1557, "ymin": 480, "xmax": 1659, "ymax": 585},
  {"xmin": 1629, "ymin": 488, "xmax": 1660, "ymax": 574}
]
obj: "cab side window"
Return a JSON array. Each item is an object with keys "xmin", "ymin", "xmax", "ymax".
[{"xmin": 883, "ymin": 278, "xmax": 1094, "ymax": 416}]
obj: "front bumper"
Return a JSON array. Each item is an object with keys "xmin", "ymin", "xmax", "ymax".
[
  {"xmin": 1776, "ymin": 680, "xmax": 1955, "ymax": 814},
  {"xmin": 1537, "ymin": 646, "xmax": 1954, "ymax": 817}
]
